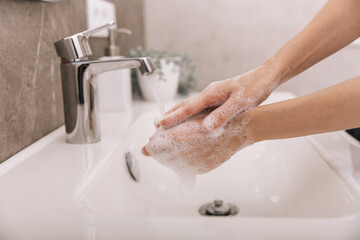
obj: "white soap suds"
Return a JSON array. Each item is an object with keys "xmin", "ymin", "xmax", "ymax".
[
  {"xmin": 176, "ymin": 170, "xmax": 196, "ymax": 188},
  {"xmin": 145, "ymin": 65, "xmax": 284, "ymax": 187},
  {"xmin": 145, "ymin": 112, "xmax": 254, "ymax": 188}
]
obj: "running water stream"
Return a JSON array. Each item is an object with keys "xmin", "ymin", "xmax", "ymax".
[
  {"xmin": 146, "ymin": 73, "xmax": 165, "ymax": 115},
  {"xmin": 144, "ymin": 72, "xmax": 196, "ymax": 188}
]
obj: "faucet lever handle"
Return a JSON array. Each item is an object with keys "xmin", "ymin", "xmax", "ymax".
[{"xmin": 54, "ymin": 21, "xmax": 117, "ymax": 62}]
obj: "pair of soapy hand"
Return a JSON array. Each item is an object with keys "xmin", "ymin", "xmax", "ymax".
[{"xmin": 142, "ymin": 68, "xmax": 278, "ymax": 175}]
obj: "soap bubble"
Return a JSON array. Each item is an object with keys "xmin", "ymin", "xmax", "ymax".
[{"xmin": 144, "ymin": 111, "xmax": 254, "ymax": 188}]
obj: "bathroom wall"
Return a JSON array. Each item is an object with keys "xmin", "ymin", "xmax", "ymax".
[
  {"xmin": 89, "ymin": 0, "xmax": 145, "ymax": 59},
  {"xmin": 144, "ymin": 0, "xmax": 360, "ymax": 96},
  {"xmin": 0, "ymin": 0, "xmax": 87, "ymax": 163},
  {"xmin": 0, "ymin": 0, "xmax": 145, "ymax": 163}
]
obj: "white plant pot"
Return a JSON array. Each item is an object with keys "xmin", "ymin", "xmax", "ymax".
[{"xmin": 138, "ymin": 58, "xmax": 180, "ymax": 101}]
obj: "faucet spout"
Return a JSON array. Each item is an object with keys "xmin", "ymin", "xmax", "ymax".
[
  {"xmin": 137, "ymin": 57, "xmax": 156, "ymax": 75},
  {"xmin": 59, "ymin": 57, "xmax": 156, "ymax": 144},
  {"xmin": 89, "ymin": 57, "xmax": 155, "ymax": 76}
]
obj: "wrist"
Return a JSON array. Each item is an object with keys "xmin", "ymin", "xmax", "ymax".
[
  {"xmin": 246, "ymin": 106, "xmax": 268, "ymax": 143},
  {"xmin": 228, "ymin": 108, "xmax": 265, "ymax": 148},
  {"xmin": 260, "ymin": 56, "xmax": 290, "ymax": 86}
]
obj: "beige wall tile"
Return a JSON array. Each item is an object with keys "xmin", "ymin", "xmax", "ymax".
[
  {"xmin": 0, "ymin": 0, "xmax": 87, "ymax": 163},
  {"xmin": 144, "ymin": 0, "xmax": 360, "ymax": 95},
  {"xmin": 0, "ymin": 0, "xmax": 145, "ymax": 163}
]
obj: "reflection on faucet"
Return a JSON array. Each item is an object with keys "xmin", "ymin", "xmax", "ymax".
[
  {"xmin": 59, "ymin": 58, "xmax": 155, "ymax": 144},
  {"xmin": 54, "ymin": 22, "xmax": 155, "ymax": 143}
]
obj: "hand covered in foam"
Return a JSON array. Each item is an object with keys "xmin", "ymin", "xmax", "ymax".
[
  {"xmin": 142, "ymin": 111, "xmax": 254, "ymax": 178},
  {"xmin": 157, "ymin": 66, "xmax": 279, "ymax": 132}
]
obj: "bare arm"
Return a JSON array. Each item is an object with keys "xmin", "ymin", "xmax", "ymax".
[
  {"xmin": 158, "ymin": 0, "xmax": 360, "ymax": 131},
  {"xmin": 142, "ymin": 76, "xmax": 360, "ymax": 174},
  {"xmin": 273, "ymin": 0, "xmax": 360, "ymax": 83},
  {"xmin": 251, "ymin": 76, "xmax": 360, "ymax": 142}
]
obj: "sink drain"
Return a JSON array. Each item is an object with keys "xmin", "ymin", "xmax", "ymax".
[
  {"xmin": 199, "ymin": 200, "xmax": 238, "ymax": 216},
  {"xmin": 125, "ymin": 152, "xmax": 140, "ymax": 182}
]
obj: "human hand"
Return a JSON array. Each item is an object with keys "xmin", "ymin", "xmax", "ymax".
[
  {"xmin": 142, "ymin": 111, "xmax": 254, "ymax": 175},
  {"xmin": 156, "ymin": 66, "xmax": 279, "ymax": 132}
]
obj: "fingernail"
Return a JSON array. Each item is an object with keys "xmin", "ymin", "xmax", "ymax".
[{"xmin": 153, "ymin": 116, "xmax": 163, "ymax": 128}]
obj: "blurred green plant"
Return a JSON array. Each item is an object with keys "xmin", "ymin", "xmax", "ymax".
[{"xmin": 129, "ymin": 46, "xmax": 197, "ymax": 96}]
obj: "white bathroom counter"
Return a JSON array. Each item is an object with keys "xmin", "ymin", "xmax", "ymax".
[
  {"xmin": 0, "ymin": 97, "xmax": 184, "ymax": 239},
  {"xmin": 0, "ymin": 92, "xmax": 359, "ymax": 240}
]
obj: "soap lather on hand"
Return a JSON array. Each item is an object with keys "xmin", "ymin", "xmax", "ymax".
[{"xmin": 141, "ymin": 110, "xmax": 254, "ymax": 177}]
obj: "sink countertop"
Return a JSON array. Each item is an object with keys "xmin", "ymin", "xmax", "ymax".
[
  {"xmin": 0, "ymin": 97, "xmax": 183, "ymax": 240},
  {"xmin": 0, "ymin": 92, "xmax": 360, "ymax": 240}
]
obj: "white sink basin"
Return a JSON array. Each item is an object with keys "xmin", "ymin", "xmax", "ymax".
[
  {"xmin": 1, "ymin": 92, "xmax": 360, "ymax": 240},
  {"xmin": 75, "ymin": 111, "xmax": 360, "ymax": 240}
]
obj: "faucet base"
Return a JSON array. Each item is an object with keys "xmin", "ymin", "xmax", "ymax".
[{"xmin": 59, "ymin": 57, "xmax": 155, "ymax": 144}]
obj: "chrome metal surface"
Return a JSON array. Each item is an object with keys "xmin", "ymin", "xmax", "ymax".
[
  {"xmin": 54, "ymin": 22, "xmax": 116, "ymax": 62},
  {"xmin": 54, "ymin": 22, "xmax": 155, "ymax": 144},
  {"xmin": 59, "ymin": 57, "xmax": 155, "ymax": 144},
  {"xmin": 199, "ymin": 200, "xmax": 238, "ymax": 216},
  {"xmin": 125, "ymin": 152, "xmax": 141, "ymax": 181}
]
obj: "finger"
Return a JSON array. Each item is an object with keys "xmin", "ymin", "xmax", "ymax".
[
  {"xmin": 164, "ymin": 101, "xmax": 185, "ymax": 116},
  {"xmin": 160, "ymin": 94, "xmax": 218, "ymax": 128},
  {"xmin": 153, "ymin": 115, "xmax": 163, "ymax": 128},
  {"xmin": 201, "ymin": 96, "xmax": 247, "ymax": 132},
  {"xmin": 141, "ymin": 146, "xmax": 151, "ymax": 156},
  {"xmin": 153, "ymin": 96, "xmax": 195, "ymax": 128},
  {"xmin": 162, "ymin": 93, "xmax": 200, "ymax": 117}
]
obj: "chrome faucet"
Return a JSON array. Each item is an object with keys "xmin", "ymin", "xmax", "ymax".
[{"xmin": 54, "ymin": 21, "xmax": 155, "ymax": 144}]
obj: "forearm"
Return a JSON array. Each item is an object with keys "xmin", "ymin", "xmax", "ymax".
[
  {"xmin": 250, "ymin": 76, "xmax": 360, "ymax": 142},
  {"xmin": 263, "ymin": 0, "xmax": 360, "ymax": 84},
  {"xmin": 159, "ymin": 0, "xmax": 360, "ymax": 131}
]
